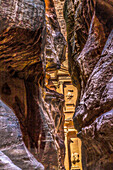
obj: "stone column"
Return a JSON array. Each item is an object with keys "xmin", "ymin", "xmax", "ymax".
[
  {"xmin": 59, "ymin": 81, "xmax": 64, "ymax": 94},
  {"xmin": 64, "ymin": 127, "xmax": 69, "ymax": 170}
]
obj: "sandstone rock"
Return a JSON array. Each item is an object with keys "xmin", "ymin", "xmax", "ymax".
[
  {"xmin": 0, "ymin": 0, "xmax": 66, "ymax": 169},
  {"xmin": 0, "ymin": 151, "xmax": 21, "ymax": 170},
  {"xmin": 78, "ymin": 109, "xmax": 113, "ymax": 170},
  {"xmin": 64, "ymin": 0, "xmax": 113, "ymax": 169},
  {"xmin": 45, "ymin": 0, "xmax": 66, "ymax": 71},
  {"xmin": 0, "ymin": 0, "xmax": 45, "ymax": 79},
  {"xmin": 74, "ymin": 29, "xmax": 113, "ymax": 130},
  {"xmin": 0, "ymin": 100, "xmax": 44, "ymax": 170},
  {"xmin": 37, "ymin": 86, "xmax": 65, "ymax": 169}
]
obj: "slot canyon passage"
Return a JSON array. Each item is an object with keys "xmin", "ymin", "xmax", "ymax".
[{"xmin": 0, "ymin": 0, "xmax": 113, "ymax": 169}]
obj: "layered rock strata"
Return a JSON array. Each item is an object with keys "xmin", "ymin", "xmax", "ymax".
[
  {"xmin": 0, "ymin": 0, "xmax": 66, "ymax": 169},
  {"xmin": 64, "ymin": 0, "xmax": 113, "ymax": 169}
]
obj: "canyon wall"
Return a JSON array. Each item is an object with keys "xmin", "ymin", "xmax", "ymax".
[
  {"xmin": 53, "ymin": 0, "xmax": 67, "ymax": 39},
  {"xmin": 0, "ymin": 0, "xmax": 66, "ymax": 169},
  {"xmin": 0, "ymin": 100, "xmax": 44, "ymax": 170},
  {"xmin": 64, "ymin": 0, "xmax": 113, "ymax": 169}
]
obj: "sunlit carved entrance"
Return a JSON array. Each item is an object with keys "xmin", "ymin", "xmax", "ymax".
[
  {"xmin": 64, "ymin": 121, "xmax": 82, "ymax": 170},
  {"xmin": 49, "ymin": 58, "xmax": 82, "ymax": 170},
  {"xmin": 48, "ymin": 0, "xmax": 82, "ymax": 169}
]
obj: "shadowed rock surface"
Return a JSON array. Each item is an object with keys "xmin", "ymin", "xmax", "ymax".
[
  {"xmin": 0, "ymin": 0, "xmax": 66, "ymax": 169},
  {"xmin": 0, "ymin": 100, "xmax": 44, "ymax": 170},
  {"xmin": 45, "ymin": 0, "xmax": 66, "ymax": 71},
  {"xmin": 64, "ymin": 0, "xmax": 113, "ymax": 169}
]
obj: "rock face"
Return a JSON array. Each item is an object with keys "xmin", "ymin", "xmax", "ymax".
[
  {"xmin": 53, "ymin": 0, "xmax": 67, "ymax": 39},
  {"xmin": 64, "ymin": 0, "xmax": 113, "ymax": 169},
  {"xmin": 38, "ymin": 86, "xmax": 65, "ymax": 169},
  {"xmin": 0, "ymin": 0, "xmax": 66, "ymax": 169},
  {"xmin": 45, "ymin": 0, "xmax": 66, "ymax": 71},
  {"xmin": 0, "ymin": 100, "xmax": 44, "ymax": 170}
]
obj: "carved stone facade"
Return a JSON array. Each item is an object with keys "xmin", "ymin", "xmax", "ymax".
[
  {"xmin": 52, "ymin": 1, "xmax": 82, "ymax": 169},
  {"xmin": 49, "ymin": 58, "xmax": 82, "ymax": 170}
]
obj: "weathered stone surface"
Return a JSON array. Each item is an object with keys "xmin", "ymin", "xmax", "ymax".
[
  {"xmin": 0, "ymin": 0, "xmax": 66, "ymax": 169},
  {"xmin": 74, "ymin": 29, "xmax": 113, "ymax": 130},
  {"xmin": 53, "ymin": 0, "xmax": 67, "ymax": 39},
  {"xmin": 38, "ymin": 86, "xmax": 65, "ymax": 169},
  {"xmin": 0, "ymin": 151, "xmax": 21, "ymax": 170},
  {"xmin": 78, "ymin": 109, "xmax": 113, "ymax": 170},
  {"xmin": 0, "ymin": 0, "xmax": 45, "ymax": 79},
  {"xmin": 45, "ymin": 0, "xmax": 66, "ymax": 71},
  {"xmin": 0, "ymin": 100, "xmax": 44, "ymax": 170},
  {"xmin": 64, "ymin": 0, "xmax": 113, "ymax": 169}
]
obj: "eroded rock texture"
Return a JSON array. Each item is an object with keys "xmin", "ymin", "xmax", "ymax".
[
  {"xmin": 64, "ymin": 0, "xmax": 113, "ymax": 169},
  {"xmin": 45, "ymin": 0, "xmax": 66, "ymax": 71},
  {"xmin": 0, "ymin": 100, "xmax": 44, "ymax": 170},
  {"xmin": 38, "ymin": 86, "xmax": 65, "ymax": 169},
  {"xmin": 0, "ymin": 0, "xmax": 66, "ymax": 169}
]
